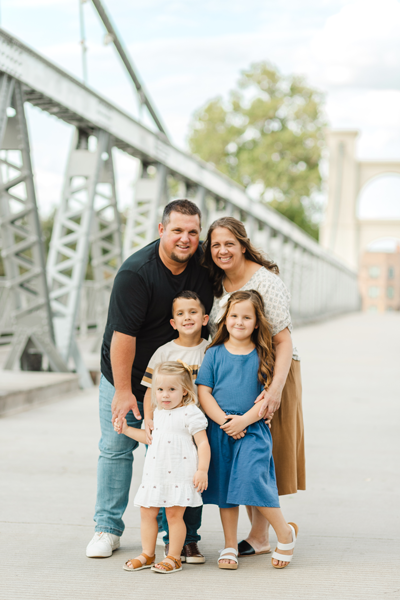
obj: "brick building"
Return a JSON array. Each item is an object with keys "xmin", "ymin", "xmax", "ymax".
[{"xmin": 358, "ymin": 246, "xmax": 400, "ymax": 312}]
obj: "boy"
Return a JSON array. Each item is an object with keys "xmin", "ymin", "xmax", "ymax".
[{"xmin": 142, "ymin": 290, "xmax": 209, "ymax": 564}]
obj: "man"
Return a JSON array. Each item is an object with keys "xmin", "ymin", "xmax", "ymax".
[{"xmin": 86, "ymin": 199, "xmax": 213, "ymax": 561}]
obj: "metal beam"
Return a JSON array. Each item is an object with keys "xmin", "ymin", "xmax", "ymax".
[{"xmin": 89, "ymin": 0, "xmax": 169, "ymax": 139}]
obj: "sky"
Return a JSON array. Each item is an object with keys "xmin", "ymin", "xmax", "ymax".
[{"xmin": 1, "ymin": 0, "xmax": 400, "ymax": 223}]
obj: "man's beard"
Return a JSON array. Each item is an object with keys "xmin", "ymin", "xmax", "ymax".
[{"xmin": 170, "ymin": 249, "xmax": 194, "ymax": 264}]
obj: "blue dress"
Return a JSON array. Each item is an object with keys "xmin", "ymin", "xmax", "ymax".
[{"xmin": 195, "ymin": 344, "xmax": 280, "ymax": 509}]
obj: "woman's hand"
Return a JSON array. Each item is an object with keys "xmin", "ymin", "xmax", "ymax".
[
  {"xmin": 254, "ymin": 327, "xmax": 292, "ymax": 419},
  {"xmin": 144, "ymin": 419, "xmax": 154, "ymax": 445},
  {"xmin": 255, "ymin": 386, "xmax": 283, "ymax": 419},
  {"xmin": 193, "ymin": 470, "xmax": 208, "ymax": 493},
  {"xmin": 220, "ymin": 415, "xmax": 247, "ymax": 437}
]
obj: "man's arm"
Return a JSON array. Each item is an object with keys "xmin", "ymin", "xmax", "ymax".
[{"xmin": 110, "ymin": 331, "xmax": 141, "ymax": 422}]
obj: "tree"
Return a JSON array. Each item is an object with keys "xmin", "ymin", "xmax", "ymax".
[{"xmin": 188, "ymin": 62, "xmax": 326, "ymax": 239}]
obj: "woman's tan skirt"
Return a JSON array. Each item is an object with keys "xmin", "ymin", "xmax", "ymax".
[{"xmin": 270, "ymin": 359, "xmax": 306, "ymax": 496}]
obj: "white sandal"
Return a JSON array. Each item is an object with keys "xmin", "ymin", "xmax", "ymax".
[
  {"xmin": 218, "ymin": 547, "xmax": 238, "ymax": 570},
  {"xmin": 271, "ymin": 522, "xmax": 298, "ymax": 569}
]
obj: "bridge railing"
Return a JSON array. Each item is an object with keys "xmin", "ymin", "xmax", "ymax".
[{"xmin": 0, "ymin": 252, "xmax": 360, "ymax": 346}]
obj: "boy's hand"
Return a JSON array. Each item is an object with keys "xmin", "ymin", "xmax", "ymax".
[
  {"xmin": 193, "ymin": 470, "xmax": 208, "ymax": 493},
  {"xmin": 145, "ymin": 419, "xmax": 154, "ymax": 445},
  {"xmin": 220, "ymin": 415, "xmax": 247, "ymax": 437}
]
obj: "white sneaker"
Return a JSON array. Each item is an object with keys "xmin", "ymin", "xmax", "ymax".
[{"xmin": 86, "ymin": 532, "xmax": 120, "ymax": 558}]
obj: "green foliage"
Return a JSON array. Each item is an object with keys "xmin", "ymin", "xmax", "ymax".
[
  {"xmin": 188, "ymin": 62, "xmax": 326, "ymax": 240},
  {"xmin": 41, "ymin": 210, "xmax": 55, "ymax": 260}
]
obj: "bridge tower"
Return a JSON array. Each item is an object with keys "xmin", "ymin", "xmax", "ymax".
[
  {"xmin": 0, "ymin": 74, "xmax": 67, "ymax": 372},
  {"xmin": 320, "ymin": 130, "xmax": 400, "ymax": 269}
]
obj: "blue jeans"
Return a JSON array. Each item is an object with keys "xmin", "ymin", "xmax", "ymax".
[
  {"xmin": 94, "ymin": 375, "xmax": 143, "ymax": 536},
  {"xmin": 94, "ymin": 375, "xmax": 202, "ymax": 542}
]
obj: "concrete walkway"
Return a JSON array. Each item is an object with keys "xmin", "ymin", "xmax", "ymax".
[{"xmin": 1, "ymin": 313, "xmax": 399, "ymax": 600}]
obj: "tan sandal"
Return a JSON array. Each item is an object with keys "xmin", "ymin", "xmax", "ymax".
[
  {"xmin": 271, "ymin": 523, "xmax": 298, "ymax": 569},
  {"xmin": 218, "ymin": 547, "xmax": 238, "ymax": 570},
  {"xmin": 151, "ymin": 554, "xmax": 182, "ymax": 574},
  {"xmin": 123, "ymin": 552, "xmax": 155, "ymax": 571}
]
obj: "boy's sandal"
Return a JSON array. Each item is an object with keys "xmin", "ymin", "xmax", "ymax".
[
  {"xmin": 123, "ymin": 552, "xmax": 155, "ymax": 571},
  {"xmin": 218, "ymin": 547, "xmax": 238, "ymax": 570},
  {"xmin": 271, "ymin": 523, "xmax": 298, "ymax": 569},
  {"xmin": 151, "ymin": 555, "xmax": 182, "ymax": 574}
]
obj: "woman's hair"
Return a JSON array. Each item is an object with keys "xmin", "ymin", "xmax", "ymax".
[
  {"xmin": 208, "ymin": 290, "xmax": 275, "ymax": 389},
  {"xmin": 151, "ymin": 360, "xmax": 197, "ymax": 408},
  {"xmin": 201, "ymin": 217, "xmax": 279, "ymax": 298}
]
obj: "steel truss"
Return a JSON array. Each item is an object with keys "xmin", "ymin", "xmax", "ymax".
[
  {"xmin": 124, "ymin": 162, "xmax": 168, "ymax": 257},
  {"xmin": 0, "ymin": 74, "xmax": 68, "ymax": 371},
  {"xmin": 47, "ymin": 128, "xmax": 122, "ymax": 386}
]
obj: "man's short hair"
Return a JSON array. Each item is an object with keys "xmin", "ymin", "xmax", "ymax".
[
  {"xmin": 172, "ymin": 290, "xmax": 206, "ymax": 315},
  {"xmin": 162, "ymin": 199, "xmax": 202, "ymax": 226}
]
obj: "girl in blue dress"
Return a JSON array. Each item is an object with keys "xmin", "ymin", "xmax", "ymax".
[{"xmin": 196, "ymin": 290, "xmax": 298, "ymax": 570}]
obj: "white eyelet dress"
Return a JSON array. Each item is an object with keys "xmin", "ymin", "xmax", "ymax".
[{"xmin": 134, "ymin": 404, "xmax": 208, "ymax": 508}]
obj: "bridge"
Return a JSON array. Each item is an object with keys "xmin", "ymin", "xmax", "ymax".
[{"xmin": 0, "ymin": 5, "xmax": 359, "ymax": 388}]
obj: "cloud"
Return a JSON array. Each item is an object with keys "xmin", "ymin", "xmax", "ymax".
[
  {"xmin": 298, "ymin": 0, "xmax": 400, "ymax": 89},
  {"xmin": 3, "ymin": 0, "xmax": 70, "ymax": 6},
  {"xmin": 325, "ymin": 89, "xmax": 400, "ymax": 159},
  {"xmin": 9, "ymin": 0, "xmax": 400, "ymax": 211},
  {"xmin": 35, "ymin": 4, "xmax": 400, "ymax": 160}
]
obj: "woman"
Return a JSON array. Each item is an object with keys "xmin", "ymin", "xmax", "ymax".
[{"xmin": 202, "ymin": 216, "xmax": 305, "ymax": 559}]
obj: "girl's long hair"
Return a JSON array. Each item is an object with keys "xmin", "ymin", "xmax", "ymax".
[
  {"xmin": 151, "ymin": 361, "xmax": 197, "ymax": 408},
  {"xmin": 208, "ymin": 290, "xmax": 275, "ymax": 389},
  {"xmin": 201, "ymin": 217, "xmax": 279, "ymax": 298}
]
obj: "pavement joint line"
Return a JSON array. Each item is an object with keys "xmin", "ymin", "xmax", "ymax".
[{"xmin": 0, "ymin": 521, "xmax": 396, "ymax": 542}]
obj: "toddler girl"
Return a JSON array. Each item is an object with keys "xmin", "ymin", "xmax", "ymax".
[
  {"xmin": 196, "ymin": 290, "xmax": 298, "ymax": 570},
  {"xmin": 114, "ymin": 360, "xmax": 210, "ymax": 574}
]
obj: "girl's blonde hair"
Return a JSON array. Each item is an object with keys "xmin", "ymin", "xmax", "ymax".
[
  {"xmin": 208, "ymin": 290, "xmax": 275, "ymax": 389},
  {"xmin": 151, "ymin": 360, "xmax": 197, "ymax": 408}
]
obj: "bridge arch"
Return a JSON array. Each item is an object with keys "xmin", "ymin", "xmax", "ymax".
[{"xmin": 357, "ymin": 173, "xmax": 400, "ymax": 220}]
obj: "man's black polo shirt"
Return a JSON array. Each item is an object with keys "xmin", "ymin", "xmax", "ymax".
[{"xmin": 101, "ymin": 240, "xmax": 213, "ymax": 402}]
